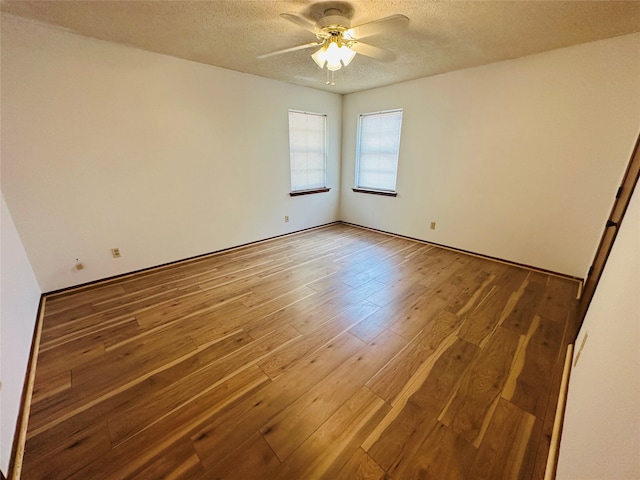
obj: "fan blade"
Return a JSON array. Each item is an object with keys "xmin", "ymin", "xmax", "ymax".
[
  {"xmin": 280, "ymin": 13, "xmax": 318, "ymax": 34},
  {"xmin": 351, "ymin": 41, "xmax": 396, "ymax": 62},
  {"xmin": 347, "ymin": 14, "xmax": 409, "ymax": 40},
  {"xmin": 257, "ymin": 42, "xmax": 321, "ymax": 59}
]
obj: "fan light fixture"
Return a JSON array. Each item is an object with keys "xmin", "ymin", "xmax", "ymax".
[{"xmin": 311, "ymin": 36, "xmax": 356, "ymax": 72}]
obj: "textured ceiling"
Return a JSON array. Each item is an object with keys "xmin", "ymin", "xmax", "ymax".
[{"xmin": 2, "ymin": 0, "xmax": 640, "ymax": 94}]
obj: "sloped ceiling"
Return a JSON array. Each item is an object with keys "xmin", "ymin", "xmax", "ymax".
[{"xmin": 2, "ymin": 0, "xmax": 640, "ymax": 94}]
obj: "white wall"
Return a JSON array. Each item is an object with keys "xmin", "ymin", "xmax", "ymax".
[
  {"xmin": 0, "ymin": 192, "xmax": 42, "ymax": 475},
  {"xmin": 340, "ymin": 33, "xmax": 640, "ymax": 278},
  {"xmin": 556, "ymin": 182, "xmax": 640, "ymax": 479},
  {"xmin": 1, "ymin": 15, "xmax": 342, "ymax": 292}
]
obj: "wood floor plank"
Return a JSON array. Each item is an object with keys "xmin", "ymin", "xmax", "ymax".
[
  {"xmin": 269, "ymin": 386, "xmax": 390, "ymax": 480},
  {"xmin": 71, "ymin": 327, "xmax": 198, "ymax": 392},
  {"xmin": 501, "ymin": 275, "xmax": 546, "ymax": 335},
  {"xmin": 457, "ymin": 285, "xmax": 515, "ymax": 347},
  {"xmin": 22, "ymin": 419, "xmax": 113, "ymax": 479},
  {"xmin": 44, "ymin": 284, "xmax": 125, "ymax": 314},
  {"xmin": 537, "ymin": 276, "xmax": 579, "ymax": 322},
  {"xmin": 348, "ymin": 283, "xmax": 428, "ymax": 344},
  {"xmin": 470, "ymin": 398, "xmax": 541, "ymax": 480},
  {"xmin": 169, "ymin": 304, "xmax": 249, "ymax": 347},
  {"xmin": 365, "ymin": 268, "xmax": 433, "ymax": 308},
  {"xmin": 191, "ymin": 331, "xmax": 365, "ymax": 468},
  {"xmin": 134, "ymin": 285, "xmax": 252, "ymax": 329},
  {"xmin": 401, "ymin": 422, "xmax": 477, "ymax": 480},
  {"xmin": 361, "ymin": 327, "xmax": 460, "ymax": 456},
  {"xmin": 367, "ymin": 338, "xmax": 478, "ymax": 474},
  {"xmin": 369, "ymin": 401, "xmax": 441, "ymax": 474},
  {"xmin": 257, "ymin": 301, "xmax": 380, "ymax": 379},
  {"xmin": 42, "ymin": 292, "xmax": 99, "ymax": 311},
  {"xmin": 446, "ymin": 270, "xmax": 496, "ymax": 317},
  {"xmin": 91, "ymin": 283, "xmax": 192, "ymax": 310},
  {"xmin": 416, "ymin": 251, "xmax": 466, "ymax": 288},
  {"xmin": 129, "ymin": 440, "xmax": 205, "ymax": 480},
  {"xmin": 66, "ymin": 365, "xmax": 270, "ymax": 480},
  {"xmin": 241, "ymin": 263, "xmax": 337, "ymax": 309},
  {"xmin": 29, "ymin": 328, "xmax": 248, "ymax": 437},
  {"xmin": 439, "ymin": 326, "xmax": 521, "ymax": 446},
  {"xmin": 43, "ymin": 303, "xmax": 97, "ymax": 328},
  {"xmin": 202, "ymin": 432, "xmax": 281, "ymax": 480},
  {"xmin": 21, "ymin": 224, "xmax": 579, "ymax": 479},
  {"xmin": 260, "ymin": 328, "xmax": 407, "ymax": 461},
  {"xmin": 421, "ymin": 258, "xmax": 472, "ymax": 290},
  {"xmin": 445, "ymin": 257, "xmax": 490, "ymax": 289},
  {"xmin": 367, "ymin": 309, "xmax": 461, "ymax": 403},
  {"xmin": 288, "ymin": 279, "xmax": 387, "ymax": 335},
  {"xmin": 40, "ymin": 285, "xmax": 203, "ymax": 346},
  {"xmin": 107, "ymin": 325, "xmax": 299, "ymax": 445},
  {"xmin": 502, "ymin": 315, "xmax": 565, "ymax": 419},
  {"xmin": 241, "ymin": 281, "xmax": 350, "ymax": 338},
  {"xmin": 237, "ymin": 285, "xmax": 319, "ymax": 334},
  {"xmin": 30, "ymin": 369, "xmax": 71, "ymax": 404},
  {"xmin": 33, "ymin": 335, "xmax": 106, "ymax": 381},
  {"xmin": 386, "ymin": 290, "xmax": 449, "ymax": 340},
  {"xmin": 335, "ymin": 448, "xmax": 387, "ymax": 480},
  {"xmin": 406, "ymin": 338, "xmax": 479, "ymax": 412},
  {"xmin": 340, "ymin": 243, "xmax": 427, "ymax": 289}
]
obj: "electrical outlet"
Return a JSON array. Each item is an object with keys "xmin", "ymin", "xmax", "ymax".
[
  {"xmin": 430, "ymin": 221, "xmax": 436, "ymax": 230},
  {"xmin": 285, "ymin": 216, "xmax": 289, "ymax": 223},
  {"xmin": 111, "ymin": 248, "xmax": 121, "ymax": 258}
]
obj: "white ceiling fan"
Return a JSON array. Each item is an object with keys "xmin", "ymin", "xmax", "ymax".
[{"xmin": 258, "ymin": 4, "xmax": 409, "ymax": 85}]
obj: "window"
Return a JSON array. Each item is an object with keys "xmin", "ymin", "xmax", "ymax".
[
  {"xmin": 288, "ymin": 110, "xmax": 329, "ymax": 196},
  {"xmin": 354, "ymin": 109, "xmax": 403, "ymax": 196}
]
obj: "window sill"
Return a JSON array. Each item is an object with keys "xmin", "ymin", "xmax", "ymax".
[
  {"xmin": 352, "ymin": 188, "xmax": 397, "ymax": 197},
  {"xmin": 290, "ymin": 187, "xmax": 331, "ymax": 197}
]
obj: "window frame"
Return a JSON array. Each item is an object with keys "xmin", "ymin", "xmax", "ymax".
[
  {"xmin": 353, "ymin": 108, "xmax": 403, "ymax": 197},
  {"xmin": 288, "ymin": 109, "xmax": 330, "ymax": 196}
]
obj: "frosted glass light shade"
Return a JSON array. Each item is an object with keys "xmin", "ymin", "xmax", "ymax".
[
  {"xmin": 325, "ymin": 42, "xmax": 342, "ymax": 71},
  {"xmin": 311, "ymin": 47, "xmax": 327, "ymax": 68},
  {"xmin": 311, "ymin": 40, "xmax": 356, "ymax": 71},
  {"xmin": 339, "ymin": 44, "xmax": 356, "ymax": 66}
]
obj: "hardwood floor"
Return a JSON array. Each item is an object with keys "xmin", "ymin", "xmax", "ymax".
[{"xmin": 21, "ymin": 223, "xmax": 579, "ymax": 479}]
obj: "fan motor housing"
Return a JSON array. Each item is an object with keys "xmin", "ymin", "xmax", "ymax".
[{"xmin": 316, "ymin": 14, "xmax": 351, "ymax": 31}]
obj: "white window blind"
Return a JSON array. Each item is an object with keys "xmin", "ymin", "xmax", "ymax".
[
  {"xmin": 288, "ymin": 110, "xmax": 327, "ymax": 192},
  {"xmin": 355, "ymin": 109, "xmax": 403, "ymax": 193}
]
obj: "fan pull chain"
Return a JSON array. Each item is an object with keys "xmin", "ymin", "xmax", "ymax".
[{"xmin": 326, "ymin": 69, "xmax": 335, "ymax": 86}]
